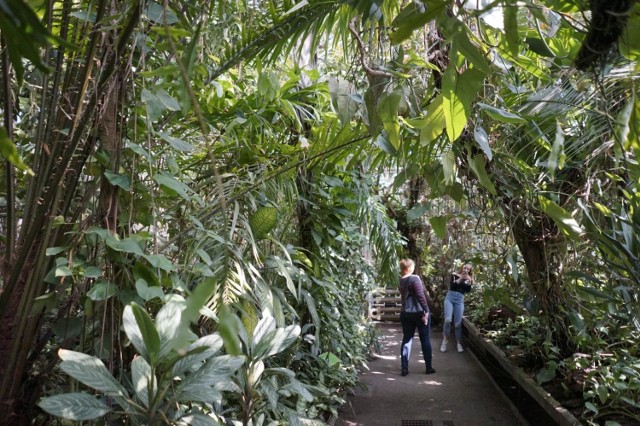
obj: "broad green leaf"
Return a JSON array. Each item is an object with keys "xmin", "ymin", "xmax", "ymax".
[
  {"xmin": 132, "ymin": 356, "xmax": 155, "ymax": 408},
  {"xmin": 156, "ymin": 301, "xmax": 183, "ymax": 357},
  {"xmin": 131, "ymin": 303, "xmax": 161, "ymax": 365},
  {"xmin": 0, "ymin": 127, "xmax": 32, "ymax": 173},
  {"xmin": 444, "ymin": 19, "xmax": 490, "ymax": 74},
  {"xmin": 329, "ymin": 77, "xmax": 358, "ymax": 125},
  {"xmin": 504, "ymin": 0, "xmax": 519, "ymax": 56},
  {"xmin": 473, "ymin": 124, "xmax": 492, "ymax": 160},
  {"xmin": 406, "ymin": 203, "xmax": 430, "ymax": 221},
  {"xmin": 252, "ymin": 314, "xmax": 277, "ymax": 348},
  {"xmin": 87, "ymin": 280, "xmax": 117, "ymax": 301},
  {"xmin": 253, "ymin": 324, "xmax": 301, "ymax": 359},
  {"xmin": 429, "ymin": 216, "xmax": 447, "ymax": 239},
  {"xmin": 538, "ymin": 196, "xmax": 584, "ymax": 240},
  {"xmin": 247, "ymin": 360, "xmax": 265, "ymax": 387},
  {"xmin": 375, "ymin": 133, "xmax": 398, "ymax": 155},
  {"xmin": 143, "ymin": 254, "xmax": 175, "ymax": 272},
  {"xmin": 598, "ymin": 384, "xmax": 609, "ymax": 404},
  {"xmin": 619, "ymin": 7, "xmax": 640, "ymax": 61},
  {"xmin": 58, "ymin": 350, "xmax": 128, "ymax": 396},
  {"xmin": 52, "ymin": 317, "xmax": 83, "ymax": 339},
  {"xmin": 548, "ymin": 121, "xmax": 566, "ymax": 181},
  {"xmin": 144, "ymin": 1, "xmax": 180, "ymax": 23},
  {"xmin": 378, "ymin": 91, "xmax": 402, "ymax": 149},
  {"xmin": 442, "ymin": 66, "xmax": 485, "ymax": 142},
  {"xmin": 172, "ymin": 333, "xmax": 225, "ymax": 376},
  {"xmin": 154, "ymin": 172, "xmax": 192, "ymax": 201},
  {"xmin": 55, "ymin": 265, "xmax": 73, "ymax": 277},
  {"xmin": 177, "ymin": 355, "xmax": 245, "ymax": 401},
  {"xmin": 38, "ymin": 393, "xmax": 110, "ymax": 420},
  {"xmin": 103, "ymin": 171, "xmax": 131, "ymax": 191},
  {"xmin": 216, "ymin": 306, "xmax": 244, "ymax": 356},
  {"xmin": 390, "ymin": 0, "xmax": 447, "ymax": 44},
  {"xmin": 420, "ymin": 94, "xmax": 445, "ymax": 145},
  {"xmin": 123, "ymin": 304, "xmax": 149, "ymax": 360},
  {"xmin": 442, "ymin": 150, "xmax": 456, "ymax": 184},
  {"xmin": 468, "ymin": 153, "xmax": 497, "ymax": 195},
  {"xmin": 159, "ymin": 132, "xmax": 194, "ymax": 152},
  {"xmin": 536, "ymin": 362, "xmax": 557, "ymax": 384},
  {"xmin": 319, "ymin": 352, "xmax": 341, "ymax": 366},
  {"xmin": 477, "ymin": 102, "xmax": 526, "ymax": 123},
  {"xmin": 45, "ymin": 246, "xmax": 68, "ymax": 256},
  {"xmin": 135, "ymin": 278, "xmax": 164, "ymax": 301},
  {"xmin": 82, "ymin": 266, "xmax": 102, "ymax": 278},
  {"xmin": 106, "ymin": 236, "xmax": 144, "ymax": 255},
  {"xmin": 179, "ymin": 413, "xmax": 221, "ymax": 426},
  {"xmin": 250, "ymin": 207, "xmax": 278, "ymax": 240}
]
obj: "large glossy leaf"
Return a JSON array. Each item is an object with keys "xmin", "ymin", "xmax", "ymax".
[
  {"xmin": 250, "ymin": 207, "xmax": 279, "ymax": 240},
  {"xmin": 38, "ymin": 393, "xmax": 111, "ymax": 420},
  {"xmin": 429, "ymin": 216, "xmax": 447, "ymax": 239},
  {"xmin": 420, "ymin": 94, "xmax": 445, "ymax": 145},
  {"xmin": 442, "ymin": 67, "xmax": 484, "ymax": 142},
  {"xmin": 477, "ymin": 102, "xmax": 526, "ymax": 124},
  {"xmin": 538, "ymin": 196, "xmax": 584, "ymax": 240},
  {"xmin": 329, "ymin": 77, "xmax": 358, "ymax": 125},
  {"xmin": 106, "ymin": 236, "xmax": 144, "ymax": 255},
  {"xmin": 172, "ymin": 333, "xmax": 225, "ymax": 376},
  {"xmin": 154, "ymin": 172, "xmax": 193, "ymax": 201},
  {"xmin": 473, "ymin": 123, "xmax": 492, "ymax": 160},
  {"xmin": 468, "ymin": 153, "xmax": 497, "ymax": 195},
  {"xmin": 58, "ymin": 350, "xmax": 128, "ymax": 397},
  {"xmin": 253, "ymin": 324, "xmax": 301, "ymax": 359},
  {"xmin": 177, "ymin": 355, "xmax": 245, "ymax": 402},
  {"xmin": 123, "ymin": 305, "xmax": 149, "ymax": 361},
  {"xmin": 252, "ymin": 314, "xmax": 277, "ymax": 349},
  {"xmin": 156, "ymin": 301, "xmax": 183, "ymax": 357},
  {"xmin": 131, "ymin": 303, "xmax": 161, "ymax": 365},
  {"xmin": 132, "ymin": 356, "xmax": 155, "ymax": 408}
]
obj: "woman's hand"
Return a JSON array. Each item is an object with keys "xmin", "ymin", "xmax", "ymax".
[{"xmin": 422, "ymin": 313, "xmax": 428, "ymax": 324}]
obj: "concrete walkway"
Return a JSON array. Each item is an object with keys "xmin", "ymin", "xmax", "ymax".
[{"xmin": 334, "ymin": 322, "xmax": 528, "ymax": 426}]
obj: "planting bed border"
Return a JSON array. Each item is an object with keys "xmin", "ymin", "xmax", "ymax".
[{"xmin": 463, "ymin": 318, "xmax": 582, "ymax": 426}]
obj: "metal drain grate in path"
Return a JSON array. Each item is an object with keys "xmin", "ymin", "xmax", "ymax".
[{"xmin": 401, "ymin": 421, "xmax": 454, "ymax": 426}]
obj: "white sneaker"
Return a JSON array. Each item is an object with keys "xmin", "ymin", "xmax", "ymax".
[
  {"xmin": 457, "ymin": 343, "xmax": 464, "ymax": 353},
  {"xmin": 440, "ymin": 340, "xmax": 448, "ymax": 352}
]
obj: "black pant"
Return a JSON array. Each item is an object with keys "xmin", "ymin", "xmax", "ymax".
[{"xmin": 400, "ymin": 311, "xmax": 433, "ymax": 370}]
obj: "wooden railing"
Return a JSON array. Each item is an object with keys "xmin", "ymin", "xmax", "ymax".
[{"xmin": 368, "ymin": 288, "xmax": 401, "ymax": 322}]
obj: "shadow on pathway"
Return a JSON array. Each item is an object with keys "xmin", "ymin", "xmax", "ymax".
[{"xmin": 334, "ymin": 322, "xmax": 528, "ymax": 426}]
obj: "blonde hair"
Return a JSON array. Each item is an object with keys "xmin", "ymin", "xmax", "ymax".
[
  {"xmin": 460, "ymin": 263, "xmax": 473, "ymax": 277},
  {"xmin": 400, "ymin": 259, "xmax": 415, "ymax": 274}
]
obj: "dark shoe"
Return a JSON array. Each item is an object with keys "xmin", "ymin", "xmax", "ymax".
[
  {"xmin": 401, "ymin": 368, "xmax": 409, "ymax": 376},
  {"xmin": 425, "ymin": 367, "xmax": 436, "ymax": 374}
]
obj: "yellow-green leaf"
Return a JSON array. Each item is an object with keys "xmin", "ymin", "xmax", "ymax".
[
  {"xmin": 420, "ymin": 94, "xmax": 445, "ymax": 145},
  {"xmin": 250, "ymin": 207, "xmax": 278, "ymax": 240},
  {"xmin": 538, "ymin": 196, "xmax": 584, "ymax": 240},
  {"xmin": 0, "ymin": 127, "xmax": 33, "ymax": 174}
]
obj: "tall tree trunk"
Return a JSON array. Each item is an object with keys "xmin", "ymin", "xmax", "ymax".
[{"xmin": 508, "ymin": 207, "xmax": 573, "ymax": 353}]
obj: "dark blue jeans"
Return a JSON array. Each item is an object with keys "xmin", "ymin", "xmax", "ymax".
[{"xmin": 400, "ymin": 311, "xmax": 433, "ymax": 370}]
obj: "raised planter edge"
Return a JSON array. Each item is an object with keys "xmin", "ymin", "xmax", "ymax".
[{"xmin": 463, "ymin": 317, "xmax": 582, "ymax": 426}]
